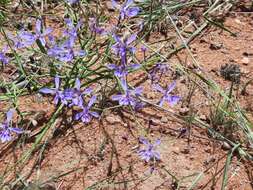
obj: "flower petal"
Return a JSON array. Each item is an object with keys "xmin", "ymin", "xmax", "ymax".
[
  {"xmin": 120, "ymin": 78, "xmax": 128, "ymax": 91},
  {"xmin": 88, "ymin": 95, "xmax": 97, "ymax": 108},
  {"xmin": 9, "ymin": 127, "xmax": 23, "ymax": 134},
  {"xmin": 90, "ymin": 111, "xmax": 99, "ymax": 118},
  {"xmin": 36, "ymin": 19, "xmax": 41, "ymax": 34},
  {"xmin": 166, "ymin": 81, "xmax": 176, "ymax": 94},
  {"xmin": 83, "ymin": 87, "xmax": 93, "ymax": 95},
  {"xmin": 152, "ymin": 84, "xmax": 165, "ymax": 93},
  {"xmin": 6, "ymin": 109, "xmax": 14, "ymax": 123},
  {"xmin": 39, "ymin": 88, "xmax": 55, "ymax": 94},
  {"xmin": 126, "ymin": 34, "xmax": 137, "ymax": 45},
  {"xmin": 55, "ymin": 76, "xmax": 60, "ymax": 89},
  {"xmin": 75, "ymin": 112, "xmax": 82, "ymax": 120},
  {"xmin": 111, "ymin": 0, "xmax": 120, "ymax": 9},
  {"xmin": 0, "ymin": 130, "xmax": 11, "ymax": 143},
  {"xmin": 167, "ymin": 95, "xmax": 180, "ymax": 106},
  {"xmin": 111, "ymin": 94, "xmax": 122, "ymax": 101},
  {"xmin": 107, "ymin": 64, "xmax": 117, "ymax": 70},
  {"xmin": 75, "ymin": 78, "xmax": 81, "ymax": 90},
  {"xmin": 43, "ymin": 28, "xmax": 53, "ymax": 36},
  {"xmin": 139, "ymin": 137, "xmax": 149, "ymax": 146},
  {"xmin": 126, "ymin": 7, "xmax": 140, "ymax": 17}
]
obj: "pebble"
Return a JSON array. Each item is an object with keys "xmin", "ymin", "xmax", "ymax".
[
  {"xmin": 105, "ymin": 115, "xmax": 122, "ymax": 124},
  {"xmin": 222, "ymin": 142, "xmax": 231, "ymax": 150},
  {"xmin": 146, "ymin": 92, "xmax": 156, "ymax": 99},
  {"xmin": 204, "ymin": 147, "xmax": 212, "ymax": 153},
  {"xmin": 235, "ymin": 19, "xmax": 242, "ymax": 24},
  {"xmin": 241, "ymin": 57, "xmax": 250, "ymax": 65},
  {"xmin": 210, "ymin": 42, "xmax": 222, "ymax": 50},
  {"xmin": 179, "ymin": 107, "xmax": 189, "ymax": 116},
  {"xmin": 160, "ymin": 116, "xmax": 168, "ymax": 123},
  {"xmin": 181, "ymin": 147, "xmax": 190, "ymax": 154},
  {"xmin": 204, "ymin": 157, "xmax": 216, "ymax": 165},
  {"xmin": 106, "ymin": 1, "xmax": 115, "ymax": 11},
  {"xmin": 199, "ymin": 114, "xmax": 207, "ymax": 121}
]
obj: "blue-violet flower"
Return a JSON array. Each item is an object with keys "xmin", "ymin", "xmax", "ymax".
[{"xmin": 0, "ymin": 109, "xmax": 23, "ymax": 143}]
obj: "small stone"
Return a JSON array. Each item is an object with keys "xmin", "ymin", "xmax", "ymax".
[
  {"xmin": 172, "ymin": 147, "xmax": 180, "ymax": 154},
  {"xmin": 181, "ymin": 147, "xmax": 190, "ymax": 154},
  {"xmin": 204, "ymin": 147, "xmax": 212, "ymax": 153},
  {"xmin": 235, "ymin": 19, "xmax": 242, "ymax": 24},
  {"xmin": 222, "ymin": 142, "xmax": 231, "ymax": 150},
  {"xmin": 106, "ymin": 1, "xmax": 115, "ymax": 11},
  {"xmin": 131, "ymin": 145, "xmax": 139, "ymax": 150},
  {"xmin": 179, "ymin": 107, "xmax": 189, "ymax": 116},
  {"xmin": 160, "ymin": 116, "xmax": 168, "ymax": 123},
  {"xmin": 204, "ymin": 157, "xmax": 216, "ymax": 165},
  {"xmin": 234, "ymin": 46, "xmax": 241, "ymax": 51},
  {"xmin": 241, "ymin": 68, "xmax": 249, "ymax": 74},
  {"xmin": 31, "ymin": 119, "xmax": 38, "ymax": 127},
  {"xmin": 146, "ymin": 92, "xmax": 156, "ymax": 99},
  {"xmin": 199, "ymin": 114, "xmax": 207, "ymax": 121},
  {"xmin": 210, "ymin": 42, "xmax": 222, "ymax": 50},
  {"xmin": 105, "ymin": 115, "xmax": 122, "ymax": 124},
  {"xmin": 229, "ymin": 58, "xmax": 236, "ymax": 62},
  {"xmin": 200, "ymin": 38, "xmax": 207, "ymax": 43},
  {"xmin": 179, "ymin": 78, "xmax": 187, "ymax": 84},
  {"xmin": 241, "ymin": 57, "xmax": 250, "ymax": 65},
  {"xmin": 221, "ymin": 49, "xmax": 229, "ymax": 54}
]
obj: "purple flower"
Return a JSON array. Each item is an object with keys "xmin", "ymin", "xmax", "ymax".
[
  {"xmin": 48, "ymin": 19, "xmax": 85, "ymax": 62},
  {"xmin": 111, "ymin": 33, "xmax": 137, "ymax": 65},
  {"xmin": 48, "ymin": 44, "xmax": 85, "ymax": 62},
  {"xmin": 0, "ymin": 47, "xmax": 9, "ymax": 65},
  {"xmin": 138, "ymin": 137, "xmax": 161, "ymax": 162},
  {"xmin": 0, "ymin": 109, "xmax": 23, "ymax": 143},
  {"xmin": 75, "ymin": 95, "xmax": 99, "ymax": 123},
  {"xmin": 107, "ymin": 63, "xmax": 140, "ymax": 77},
  {"xmin": 141, "ymin": 45, "xmax": 147, "ymax": 53},
  {"xmin": 112, "ymin": 0, "xmax": 140, "ymax": 20},
  {"xmin": 62, "ymin": 78, "xmax": 92, "ymax": 107},
  {"xmin": 34, "ymin": 19, "xmax": 53, "ymax": 46},
  {"xmin": 63, "ymin": 18, "xmax": 82, "ymax": 47},
  {"xmin": 153, "ymin": 81, "xmax": 180, "ymax": 107},
  {"xmin": 39, "ymin": 76, "xmax": 63, "ymax": 104},
  {"xmin": 66, "ymin": 0, "xmax": 79, "ymax": 4},
  {"xmin": 112, "ymin": 78, "xmax": 142, "ymax": 107},
  {"xmin": 89, "ymin": 18, "xmax": 106, "ymax": 35},
  {"xmin": 9, "ymin": 30, "xmax": 35, "ymax": 49},
  {"xmin": 9, "ymin": 20, "xmax": 52, "ymax": 49},
  {"xmin": 149, "ymin": 63, "xmax": 170, "ymax": 83}
]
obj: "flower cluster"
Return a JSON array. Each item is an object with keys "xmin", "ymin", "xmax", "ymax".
[
  {"xmin": 153, "ymin": 81, "xmax": 180, "ymax": 107},
  {"xmin": 112, "ymin": 0, "xmax": 140, "ymax": 21},
  {"xmin": 149, "ymin": 63, "xmax": 170, "ymax": 84},
  {"xmin": 0, "ymin": 109, "xmax": 23, "ymax": 143},
  {"xmin": 1, "ymin": 0, "xmax": 183, "ymax": 166},
  {"xmin": 138, "ymin": 137, "xmax": 161, "ymax": 162},
  {"xmin": 9, "ymin": 19, "xmax": 52, "ymax": 49},
  {"xmin": 0, "ymin": 47, "xmax": 9, "ymax": 65},
  {"xmin": 7, "ymin": 18, "xmax": 85, "ymax": 63},
  {"xmin": 89, "ymin": 18, "xmax": 106, "ymax": 35},
  {"xmin": 48, "ymin": 19, "xmax": 86, "ymax": 62},
  {"xmin": 39, "ymin": 77, "xmax": 98, "ymax": 124},
  {"xmin": 112, "ymin": 78, "xmax": 143, "ymax": 107}
]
